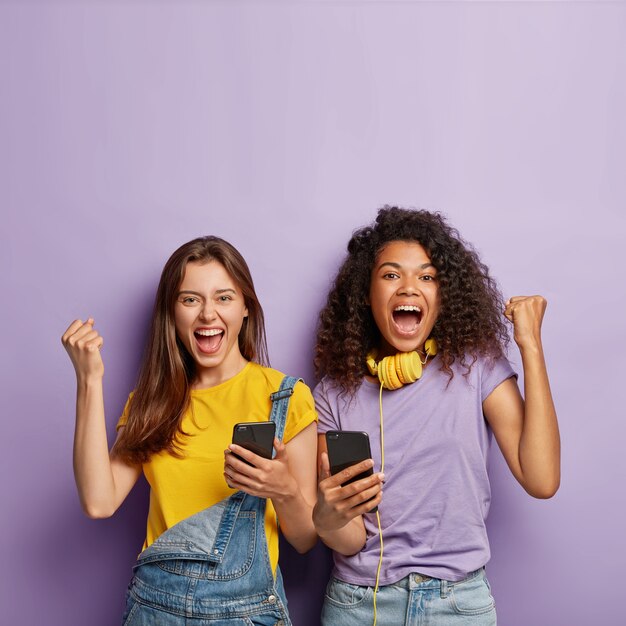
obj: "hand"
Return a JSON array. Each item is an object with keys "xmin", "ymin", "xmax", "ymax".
[
  {"xmin": 223, "ymin": 438, "xmax": 297, "ymax": 502},
  {"xmin": 313, "ymin": 452, "xmax": 383, "ymax": 533},
  {"xmin": 504, "ymin": 295, "xmax": 547, "ymax": 350},
  {"xmin": 61, "ymin": 318, "xmax": 105, "ymax": 381}
]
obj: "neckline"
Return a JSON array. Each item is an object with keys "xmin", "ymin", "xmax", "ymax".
[{"xmin": 190, "ymin": 361, "xmax": 254, "ymax": 395}]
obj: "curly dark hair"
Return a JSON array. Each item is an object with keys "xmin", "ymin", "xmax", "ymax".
[{"xmin": 314, "ymin": 206, "xmax": 510, "ymax": 392}]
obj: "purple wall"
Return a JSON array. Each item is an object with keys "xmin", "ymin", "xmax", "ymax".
[{"xmin": 2, "ymin": 3, "xmax": 625, "ymax": 625}]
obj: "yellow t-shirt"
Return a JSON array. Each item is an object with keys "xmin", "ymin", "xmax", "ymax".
[{"xmin": 117, "ymin": 362, "xmax": 317, "ymax": 573}]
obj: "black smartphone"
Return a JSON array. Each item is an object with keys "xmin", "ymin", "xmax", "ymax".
[
  {"xmin": 232, "ymin": 421, "xmax": 276, "ymax": 465},
  {"xmin": 325, "ymin": 429, "xmax": 375, "ymax": 486}
]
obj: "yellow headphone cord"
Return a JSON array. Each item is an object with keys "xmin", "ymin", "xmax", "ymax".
[
  {"xmin": 368, "ymin": 340, "xmax": 437, "ymax": 624},
  {"xmin": 373, "ymin": 381, "xmax": 385, "ymax": 626}
]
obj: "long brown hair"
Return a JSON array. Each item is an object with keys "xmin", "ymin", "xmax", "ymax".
[
  {"xmin": 114, "ymin": 236, "xmax": 268, "ymax": 464},
  {"xmin": 315, "ymin": 207, "xmax": 509, "ymax": 393}
]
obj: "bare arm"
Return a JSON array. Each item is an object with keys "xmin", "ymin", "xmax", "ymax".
[
  {"xmin": 312, "ymin": 434, "xmax": 383, "ymax": 555},
  {"xmin": 63, "ymin": 319, "xmax": 141, "ymax": 518},
  {"xmin": 484, "ymin": 296, "xmax": 561, "ymax": 499},
  {"xmin": 224, "ymin": 422, "xmax": 319, "ymax": 554}
]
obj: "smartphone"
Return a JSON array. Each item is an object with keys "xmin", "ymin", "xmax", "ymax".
[
  {"xmin": 232, "ymin": 421, "xmax": 276, "ymax": 465},
  {"xmin": 325, "ymin": 429, "xmax": 376, "ymax": 488}
]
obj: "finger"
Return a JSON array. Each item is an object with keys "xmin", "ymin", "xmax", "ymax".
[
  {"xmin": 228, "ymin": 443, "xmax": 269, "ymax": 468},
  {"xmin": 224, "ymin": 472, "xmax": 260, "ymax": 495},
  {"xmin": 507, "ymin": 296, "xmax": 527, "ymax": 303},
  {"xmin": 223, "ymin": 472, "xmax": 236, "ymax": 490},
  {"xmin": 327, "ymin": 459, "xmax": 375, "ymax": 488},
  {"xmin": 62, "ymin": 318, "xmax": 94, "ymax": 344},
  {"xmin": 337, "ymin": 471, "xmax": 385, "ymax": 501},
  {"xmin": 319, "ymin": 451, "xmax": 331, "ymax": 482},
  {"xmin": 62, "ymin": 319, "xmax": 86, "ymax": 344},
  {"xmin": 273, "ymin": 437, "xmax": 285, "ymax": 458},
  {"xmin": 350, "ymin": 490, "xmax": 384, "ymax": 516},
  {"xmin": 86, "ymin": 336, "xmax": 104, "ymax": 352},
  {"xmin": 67, "ymin": 322, "xmax": 98, "ymax": 346},
  {"xmin": 345, "ymin": 479, "xmax": 383, "ymax": 505},
  {"xmin": 226, "ymin": 447, "xmax": 266, "ymax": 475}
]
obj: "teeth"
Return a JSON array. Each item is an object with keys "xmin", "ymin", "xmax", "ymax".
[
  {"xmin": 394, "ymin": 305, "xmax": 421, "ymax": 313},
  {"xmin": 195, "ymin": 329, "xmax": 223, "ymax": 337}
]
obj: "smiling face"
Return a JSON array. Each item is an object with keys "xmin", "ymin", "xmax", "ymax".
[
  {"xmin": 174, "ymin": 260, "xmax": 249, "ymax": 386},
  {"xmin": 368, "ymin": 240, "xmax": 440, "ymax": 357}
]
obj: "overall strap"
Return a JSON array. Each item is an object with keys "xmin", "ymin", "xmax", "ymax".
[{"xmin": 269, "ymin": 376, "xmax": 300, "ymax": 446}]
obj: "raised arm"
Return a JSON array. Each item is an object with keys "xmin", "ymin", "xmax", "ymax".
[
  {"xmin": 484, "ymin": 296, "xmax": 561, "ymax": 499},
  {"xmin": 62, "ymin": 318, "xmax": 141, "ymax": 518}
]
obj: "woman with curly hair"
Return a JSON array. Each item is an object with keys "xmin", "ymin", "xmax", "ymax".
[{"xmin": 313, "ymin": 207, "xmax": 560, "ymax": 625}]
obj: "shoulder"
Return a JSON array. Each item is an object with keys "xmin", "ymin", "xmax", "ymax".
[
  {"xmin": 249, "ymin": 363, "xmax": 314, "ymax": 402},
  {"xmin": 467, "ymin": 352, "xmax": 517, "ymax": 400},
  {"xmin": 443, "ymin": 352, "xmax": 515, "ymax": 377},
  {"xmin": 116, "ymin": 390, "xmax": 136, "ymax": 430},
  {"xmin": 312, "ymin": 375, "xmax": 346, "ymax": 403},
  {"xmin": 476, "ymin": 352, "xmax": 517, "ymax": 379}
]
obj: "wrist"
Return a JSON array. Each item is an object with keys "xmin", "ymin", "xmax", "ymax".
[
  {"xmin": 515, "ymin": 334, "xmax": 543, "ymax": 353},
  {"xmin": 76, "ymin": 374, "xmax": 104, "ymax": 390},
  {"xmin": 270, "ymin": 477, "xmax": 299, "ymax": 506}
]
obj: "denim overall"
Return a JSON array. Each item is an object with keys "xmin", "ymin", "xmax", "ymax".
[{"xmin": 122, "ymin": 376, "xmax": 300, "ymax": 626}]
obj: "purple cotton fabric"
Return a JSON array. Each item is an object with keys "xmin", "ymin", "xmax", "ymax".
[{"xmin": 314, "ymin": 354, "xmax": 516, "ymax": 584}]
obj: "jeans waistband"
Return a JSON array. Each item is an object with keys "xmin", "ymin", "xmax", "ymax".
[{"xmin": 396, "ymin": 567, "xmax": 484, "ymax": 593}]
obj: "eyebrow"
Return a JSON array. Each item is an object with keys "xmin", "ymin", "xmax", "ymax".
[
  {"xmin": 177, "ymin": 288, "xmax": 237, "ymax": 296},
  {"xmin": 377, "ymin": 261, "xmax": 435, "ymax": 271}
]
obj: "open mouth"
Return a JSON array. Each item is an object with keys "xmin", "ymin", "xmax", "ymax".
[
  {"xmin": 194, "ymin": 328, "xmax": 224, "ymax": 354},
  {"xmin": 392, "ymin": 305, "xmax": 422, "ymax": 334}
]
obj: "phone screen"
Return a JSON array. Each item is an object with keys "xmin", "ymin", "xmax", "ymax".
[
  {"xmin": 325, "ymin": 430, "xmax": 374, "ymax": 485},
  {"xmin": 232, "ymin": 421, "xmax": 276, "ymax": 464}
]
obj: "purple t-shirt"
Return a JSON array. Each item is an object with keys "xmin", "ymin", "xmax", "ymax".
[{"xmin": 314, "ymin": 354, "xmax": 516, "ymax": 584}]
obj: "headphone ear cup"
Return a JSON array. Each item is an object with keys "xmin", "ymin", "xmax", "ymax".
[
  {"xmin": 384, "ymin": 355, "xmax": 403, "ymax": 390},
  {"xmin": 366, "ymin": 352, "xmax": 379, "ymax": 377},
  {"xmin": 366, "ymin": 346, "xmax": 432, "ymax": 390},
  {"xmin": 398, "ymin": 351, "xmax": 422, "ymax": 385},
  {"xmin": 425, "ymin": 338, "xmax": 438, "ymax": 356}
]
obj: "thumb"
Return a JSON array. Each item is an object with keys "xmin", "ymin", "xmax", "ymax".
[
  {"xmin": 273, "ymin": 437, "xmax": 285, "ymax": 458},
  {"xmin": 319, "ymin": 451, "xmax": 331, "ymax": 482}
]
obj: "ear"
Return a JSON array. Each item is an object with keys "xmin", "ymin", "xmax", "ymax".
[{"xmin": 243, "ymin": 306, "xmax": 249, "ymax": 318}]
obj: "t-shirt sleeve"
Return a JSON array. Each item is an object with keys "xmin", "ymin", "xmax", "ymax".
[
  {"xmin": 481, "ymin": 356, "xmax": 518, "ymax": 402},
  {"xmin": 282, "ymin": 381, "xmax": 318, "ymax": 444},
  {"xmin": 115, "ymin": 393, "xmax": 134, "ymax": 431},
  {"xmin": 313, "ymin": 378, "xmax": 340, "ymax": 434}
]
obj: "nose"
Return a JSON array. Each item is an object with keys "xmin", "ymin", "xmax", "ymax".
[
  {"xmin": 199, "ymin": 300, "xmax": 217, "ymax": 322},
  {"xmin": 397, "ymin": 276, "xmax": 421, "ymax": 297}
]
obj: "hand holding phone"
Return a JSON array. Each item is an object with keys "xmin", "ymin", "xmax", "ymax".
[
  {"xmin": 314, "ymin": 430, "xmax": 380, "ymax": 530},
  {"xmin": 231, "ymin": 421, "xmax": 276, "ymax": 466}
]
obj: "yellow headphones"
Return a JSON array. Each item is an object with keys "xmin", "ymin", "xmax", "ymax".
[{"xmin": 365, "ymin": 338, "xmax": 438, "ymax": 390}]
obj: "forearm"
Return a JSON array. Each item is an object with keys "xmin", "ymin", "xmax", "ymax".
[
  {"xmin": 73, "ymin": 377, "xmax": 118, "ymax": 517},
  {"xmin": 271, "ymin": 484, "xmax": 317, "ymax": 554},
  {"xmin": 315, "ymin": 516, "xmax": 366, "ymax": 556},
  {"xmin": 518, "ymin": 342, "xmax": 561, "ymax": 498}
]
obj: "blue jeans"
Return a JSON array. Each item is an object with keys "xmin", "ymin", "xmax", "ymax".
[
  {"xmin": 121, "ymin": 376, "xmax": 299, "ymax": 626},
  {"xmin": 321, "ymin": 568, "xmax": 496, "ymax": 626}
]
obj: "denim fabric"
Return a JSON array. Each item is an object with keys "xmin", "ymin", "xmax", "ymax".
[
  {"xmin": 321, "ymin": 568, "xmax": 496, "ymax": 626},
  {"xmin": 121, "ymin": 376, "xmax": 299, "ymax": 626}
]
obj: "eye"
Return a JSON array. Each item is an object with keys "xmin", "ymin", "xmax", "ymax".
[
  {"xmin": 180, "ymin": 296, "xmax": 199, "ymax": 304},
  {"xmin": 218, "ymin": 295, "xmax": 233, "ymax": 302},
  {"xmin": 382, "ymin": 272, "xmax": 400, "ymax": 280},
  {"xmin": 420, "ymin": 274, "xmax": 437, "ymax": 282}
]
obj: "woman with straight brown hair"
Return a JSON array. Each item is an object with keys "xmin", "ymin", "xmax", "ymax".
[{"xmin": 62, "ymin": 236, "xmax": 317, "ymax": 625}]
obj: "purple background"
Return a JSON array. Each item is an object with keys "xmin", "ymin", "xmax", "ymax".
[{"xmin": 1, "ymin": 2, "xmax": 625, "ymax": 625}]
